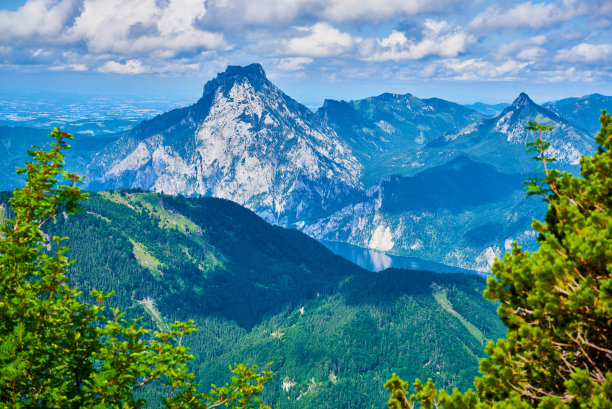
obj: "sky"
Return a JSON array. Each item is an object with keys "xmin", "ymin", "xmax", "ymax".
[{"xmin": 0, "ymin": 0, "xmax": 611, "ymax": 107}]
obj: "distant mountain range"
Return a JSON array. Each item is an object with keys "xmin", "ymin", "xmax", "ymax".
[
  {"xmin": 1, "ymin": 64, "xmax": 609, "ymax": 271},
  {"xmin": 543, "ymin": 93, "xmax": 612, "ymax": 136},
  {"xmin": 463, "ymin": 102, "xmax": 510, "ymax": 116},
  {"xmin": 318, "ymin": 93, "xmax": 483, "ymax": 184},
  {"xmin": 426, "ymin": 92, "xmax": 596, "ymax": 174}
]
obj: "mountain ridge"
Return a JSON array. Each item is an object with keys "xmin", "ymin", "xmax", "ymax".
[
  {"xmin": 423, "ymin": 90, "xmax": 597, "ymax": 174},
  {"xmin": 82, "ymin": 67, "xmax": 600, "ymax": 271},
  {"xmin": 87, "ymin": 63, "xmax": 363, "ymax": 226},
  {"xmin": 1, "ymin": 64, "xmax": 605, "ymax": 272}
]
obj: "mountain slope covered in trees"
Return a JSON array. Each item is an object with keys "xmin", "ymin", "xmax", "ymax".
[{"xmin": 0, "ymin": 189, "xmax": 505, "ymax": 408}]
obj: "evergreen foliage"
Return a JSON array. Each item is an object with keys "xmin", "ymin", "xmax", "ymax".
[
  {"xmin": 0, "ymin": 128, "xmax": 272, "ymax": 408},
  {"xmin": 385, "ymin": 113, "xmax": 612, "ymax": 408}
]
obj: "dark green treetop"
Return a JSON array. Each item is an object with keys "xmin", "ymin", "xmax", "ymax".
[
  {"xmin": 0, "ymin": 128, "xmax": 272, "ymax": 408},
  {"xmin": 385, "ymin": 112, "xmax": 612, "ymax": 408}
]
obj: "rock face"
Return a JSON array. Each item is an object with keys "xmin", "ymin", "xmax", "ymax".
[
  {"xmin": 304, "ymin": 156, "xmax": 539, "ymax": 273},
  {"xmin": 87, "ymin": 64, "xmax": 362, "ymax": 225}
]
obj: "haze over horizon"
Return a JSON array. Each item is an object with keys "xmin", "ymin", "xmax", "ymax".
[{"xmin": 0, "ymin": 0, "xmax": 611, "ymax": 106}]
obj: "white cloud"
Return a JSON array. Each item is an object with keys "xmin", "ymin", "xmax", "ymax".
[
  {"xmin": 555, "ymin": 43, "xmax": 612, "ymax": 63},
  {"xmin": 0, "ymin": 0, "xmax": 227, "ymax": 57},
  {"xmin": 321, "ymin": 0, "xmax": 459, "ymax": 23},
  {"xmin": 204, "ymin": 0, "xmax": 462, "ymax": 26},
  {"xmin": 226, "ymin": 0, "xmax": 312, "ymax": 25},
  {"xmin": 0, "ymin": 0, "xmax": 609, "ymax": 86},
  {"xmin": 364, "ymin": 20, "xmax": 474, "ymax": 61},
  {"xmin": 49, "ymin": 63, "xmax": 88, "ymax": 71},
  {"xmin": 67, "ymin": 0, "xmax": 227, "ymax": 55},
  {"xmin": 284, "ymin": 23, "xmax": 356, "ymax": 57},
  {"xmin": 0, "ymin": 0, "xmax": 79, "ymax": 40},
  {"xmin": 495, "ymin": 36, "xmax": 547, "ymax": 61},
  {"xmin": 440, "ymin": 57, "xmax": 531, "ymax": 80},
  {"xmin": 534, "ymin": 66, "xmax": 598, "ymax": 83},
  {"xmin": 515, "ymin": 47, "xmax": 545, "ymax": 61},
  {"xmin": 277, "ymin": 57, "xmax": 313, "ymax": 71},
  {"xmin": 281, "ymin": 20, "xmax": 474, "ymax": 62},
  {"xmin": 98, "ymin": 59, "xmax": 147, "ymax": 74},
  {"xmin": 97, "ymin": 58, "xmax": 203, "ymax": 75},
  {"xmin": 470, "ymin": 0, "xmax": 587, "ymax": 32}
]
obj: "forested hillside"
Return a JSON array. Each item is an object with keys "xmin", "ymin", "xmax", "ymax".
[{"xmin": 0, "ymin": 190, "xmax": 505, "ymax": 408}]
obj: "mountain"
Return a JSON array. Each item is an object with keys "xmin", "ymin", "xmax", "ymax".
[
  {"xmin": 0, "ymin": 190, "xmax": 504, "ymax": 408},
  {"xmin": 425, "ymin": 93, "xmax": 597, "ymax": 174},
  {"xmin": 41, "ymin": 191, "xmax": 364, "ymax": 328},
  {"xmin": 201, "ymin": 269, "xmax": 504, "ymax": 409},
  {"xmin": 318, "ymin": 93, "xmax": 483, "ymax": 184},
  {"xmin": 463, "ymin": 102, "xmax": 510, "ymax": 116},
  {"xmin": 543, "ymin": 93, "xmax": 612, "ymax": 135},
  {"xmin": 0, "ymin": 71, "xmax": 600, "ymax": 272},
  {"xmin": 305, "ymin": 156, "xmax": 542, "ymax": 272},
  {"xmin": 378, "ymin": 155, "xmax": 524, "ymax": 214},
  {"xmin": 86, "ymin": 64, "xmax": 362, "ymax": 226},
  {"xmin": 304, "ymin": 93, "xmax": 596, "ymax": 271}
]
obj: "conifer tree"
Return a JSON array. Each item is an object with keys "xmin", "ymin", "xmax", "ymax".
[
  {"xmin": 385, "ymin": 112, "xmax": 612, "ymax": 408},
  {"xmin": 0, "ymin": 128, "xmax": 272, "ymax": 408}
]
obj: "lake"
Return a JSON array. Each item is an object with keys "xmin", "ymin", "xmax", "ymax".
[{"xmin": 320, "ymin": 240, "xmax": 480, "ymax": 275}]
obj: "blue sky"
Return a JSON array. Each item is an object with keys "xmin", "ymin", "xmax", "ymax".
[{"xmin": 0, "ymin": 0, "xmax": 611, "ymax": 107}]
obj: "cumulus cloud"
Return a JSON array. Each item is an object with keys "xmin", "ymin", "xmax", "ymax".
[
  {"xmin": 277, "ymin": 57, "xmax": 313, "ymax": 71},
  {"xmin": 555, "ymin": 43, "xmax": 612, "ymax": 63},
  {"xmin": 0, "ymin": 0, "xmax": 80, "ymax": 40},
  {"xmin": 363, "ymin": 20, "xmax": 474, "ymax": 61},
  {"xmin": 533, "ymin": 66, "xmax": 599, "ymax": 83},
  {"xmin": 0, "ymin": 0, "xmax": 610, "ymax": 85},
  {"xmin": 470, "ymin": 0, "xmax": 587, "ymax": 32},
  {"xmin": 67, "ymin": 0, "xmax": 227, "ymax": 55},
  {"xmin": 284, "ymin": 23, "xmax": 356, "ymax": 57},
  {"xmin": 49, "ymin": 63, "xmax": 87, "ymax": 71},
  {"xmin": 0, "ymin": 0, "xmax": 227, "ymax": 56},
  {"xmin": 203, "ymin": 0, "xmax": 462, "ymax": 26},
  {"xmin": 98, "ymin": 59, "xmax": 147, "ymax": 74},
  {"xmin": 320, "ymin": 0, "xmax": 459, "ymax": 23},
  {"xmin": 495, "ymin": 36, "xmax": 547, "ymax": 61},
  {"xmin": 97, "ymin": 58, "xmax": 204, "ymax": 75},
  {"xmin": 280, "ymin": 19, "xmax": 474, "ymax": 62},
  {"xmin": 0, "ymin": 0, "xmax": 232, "ymax": 74},
  {"xmin": 439, "ymin": 57, "xmax": 531, "ymax": 80}
]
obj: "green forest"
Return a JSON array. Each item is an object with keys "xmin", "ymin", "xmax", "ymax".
[{"xmin": 0, "ymin": 186, "xmax": 504, "ymax": 408}]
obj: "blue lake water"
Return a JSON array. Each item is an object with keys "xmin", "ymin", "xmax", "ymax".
[{"xmin": 320, "ymin": 240, "xmax": 479, "ymax": 275}]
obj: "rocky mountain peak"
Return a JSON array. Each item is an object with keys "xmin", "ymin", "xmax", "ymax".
[
  {"xmin": 511, "ymin": 92, "xmax": 535, "ymax": 108},
  {"xmin": 322, "ymin": 98, "xmax": 346, "ymax": 108},
  {"xmin": 370, "ymin": 92, "xmax": 416, "ymax": 104},
  {"xmin": 224, "ymin": 63, "xmax": 266, "ymax": 78},
  {"xmin": 202, "ymin": 63, "xmax": 269, "ymax": 98},
  {"xmin": 88, "ymin": 63, "xmax": 362, "ymax": 226}
]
